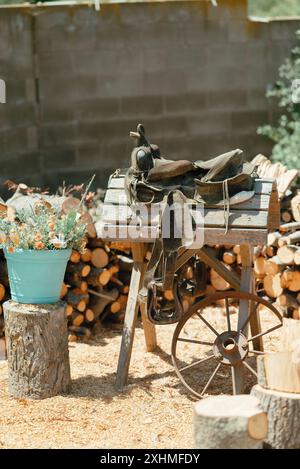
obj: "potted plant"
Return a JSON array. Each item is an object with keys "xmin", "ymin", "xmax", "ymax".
[{"xmin": 0, "ymin": 187, "xmax": 91, "ymax": 304}]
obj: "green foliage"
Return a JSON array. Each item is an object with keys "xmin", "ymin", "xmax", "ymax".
[
  {"xmin": 0, "ymin": 204, "xmax": 87, "ymax": 252},
  {"xmin": 257, "ymin": 30, "xmax": 300, "ymax": 169},
  {"xmin": 249, "ymin": 0, "xmax": 300, "ymax": 17}
]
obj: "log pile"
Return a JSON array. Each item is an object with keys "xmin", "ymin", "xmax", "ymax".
[{"xmin": 61, "ymin": 240, "xmax": 133, "ymax": 342}]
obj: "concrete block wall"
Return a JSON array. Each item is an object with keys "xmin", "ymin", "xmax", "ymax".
[{"xmin": 0, "ymin": 0, "xmax": 300, "ymax": 192}]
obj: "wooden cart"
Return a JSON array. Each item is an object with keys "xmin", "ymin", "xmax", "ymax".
[{"xmin": 99, "ymin": 170, "xmax": 282, "ymax": 397}]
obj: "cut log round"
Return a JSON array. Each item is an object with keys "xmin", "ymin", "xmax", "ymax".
[
  {"xmin": 280, "ymin": 269, "xmax": 300, "ymax": 292},
  {"xmin": 91, "ymin": 248, "xmax": 109, "ymax": 268},
  {"xmin": 277, "ymin": 293, "xmax": 299, "ymax": 310},
  {"xmin": 281, "ymin": 210, "xmax": 292, "ymax": 223},
  {"xmin": 70, "ymin": 250, "xmax": 81, "ymax": 263},
  {"xmin": 80, "ymin": 248, "xmax": 92, "ymax": 263},
  {"xmin": 3, "ymin": 300, "xmax": 71, "ymax": 399},
  {"xmin": 194, "ymin": 395, "xmax": 267, "ymax": 449},
  {"xmin": 0, "ymin": 283, "xmax": 6, "ymax": 302},
  {"xmin": 294, "ymin": 250, "xmax": 300, "ymax": 265},
  {"xmin": 264, "ymin": 256, "xmax": 285, "ymax": 276},
  {"xmin": 291, "ymin": 194, "xmax": 300, "ymax": 222},
  {"xmin": 66, "ymin": 262, "xmax": 91, "ymax": 278},
  {"xmin": 60, "ymin": 282, "xmax": 68, "ymax": 298},
  {"xmin": 86, "ymin": 267, "xmax": 111, "ymax": 287},
  {"xmin": 72, "ymin": 312, "xmax": 85, "ymax": 326},
  {"xmin": 267, "ymin": 231, "xmax": 281, "ymax": 247},
  {"xmin": 263, "ymin": 273, "xmax": 283, "ymax": 298},
  {"xmin": 85, "ymin": 308, "xmax": 95, "ymax": 323},
  {"xmin": 251, "ymin": 384, "xmax": 300, "ymax": 449},
  {"xmin": 222, "ymin": 251, "xmax": 236, "ymax": 265},
  {"xmin": 210, "ymin": 265, "xmax": 231, "ymax": 291},
  {"xmin": 257, "ymin": 351, "xmax": 300, "ymax": 394},
  {"xmin": 254, "ymin": 256, "xmax": 266, "ymax": 279},
  {"xmin": 277, "ymin": 245, "xmax": 299, "ymax": 265}
]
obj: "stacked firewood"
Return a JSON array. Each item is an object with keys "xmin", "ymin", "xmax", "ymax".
[{"xmin": 61, "ymin": 240, "xmax": 133, "ymax": 341}]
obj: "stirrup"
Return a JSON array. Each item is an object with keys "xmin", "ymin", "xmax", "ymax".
[{"xmin": 147, "ymin": 277, "xmax": 183, "ymax": 325}]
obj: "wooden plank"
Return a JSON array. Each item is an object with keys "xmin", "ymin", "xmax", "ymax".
[
  {"xmin": 97, "ymin": 223, "xmax": 160, "ymax": 241},
  {"xmin": 204, "ymin": 228, "xmax": 268, "ymax": 246},
  {"xmin": 104, "ymin": 191, "xmax": 271, "ymax": 212},
  {"xmin": 115, "ymin": 243, "xmax": 147, "ymax": 391},
  {"xmin": 102, "ymin": 203, "xmax": 268, "ymax": 229},
  {"xmin": 104, "ymin": 189, "xmax": 270, "ymax": 213},
  {"xmin": 99, "ymin": 223, "xmax": 268, "ymax": 246},
  {"xmin": 197, "ymin": 246, "xmax": 241, "ymax": 290},
  {"xmin": 140, "ymin": 302, "xmax": 157, "ymax": 352}
]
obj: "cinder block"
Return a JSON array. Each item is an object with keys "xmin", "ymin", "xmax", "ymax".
[
  {"xmin": 231, "ymin": 110, "xmax": 268, "ymax": 134},
  {"xmin": 120, "ymin": 3, "xmax": 163, "ymax": 25},
  {"xmin": 166, "ymin": 46, "xmax": 206, "ymax": 70},
  {"xmin": 71, "ymin": 50, "xmax": 118, "ymax": 76},
  {"xmin": 97, "ymin": 73, "xmax": 144, "ymax": 98},
  {"xmin": 144, "ymin": 70, "xmax": 187, "ymax": 96},
  {"xmin": 35, "ymin": 10, "xmax": 70, "ymax": 30},
  {"xmin": 121, "ymin": 96, "xmax": 163, "ymax": 117},
  {"xmin": 228, "ymin": 21, "xmax": 249, "ymax": 43},
  {"xmin": 207, "ymin": 89, "xmax": 247, "ymax": 110},
  {"xmin": 270, "ymin": 21, "xmax": 300, "ymax": 41},
  {"xmin": 40, "ymin": 103, "xmax": 75, "ymax": 124},
  {"xmin": 140, "ymin": 21, "xmax": 185, "ymax": 49},
  {"xmin": 207, "ymin": 0, "xmax": 247, "ymax": 21},
  {"xmin": 245, "ymin": 88, "xmax": 267, "ymax": 110},
  {"xmin": 187, "ymin": 111, "xmax": 230, "ymax": 136},
  {"xmin": 40, "ymin": 76, "xmax": 97, "ymax": 102},
  {"xmin": 42, "ymin": 147, "xmax": 77, "ymax": 170},
  {"xmin": 75, "ymin": 97, "xmax": 121, "ymax": 121},
  {"xmin": 163, "ymin": 92, "xmax": 207, "ymax": 114},
  {"xmin": 39, "ymin": 123, "xmax": 77, "ymax": 147},
  {"xmin": 38, "ymin": 52, "xmax": 73, "ymax": 77}
]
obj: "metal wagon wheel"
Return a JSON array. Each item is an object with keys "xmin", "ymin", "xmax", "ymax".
[{"xmin": 171, "ymin": 291, "xmax": 282, "ymax": 399}]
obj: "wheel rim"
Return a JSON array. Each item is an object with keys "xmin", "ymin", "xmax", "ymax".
[{"xmin": 171, "ymin": 291, "xmax": 282, "ymax": 399}]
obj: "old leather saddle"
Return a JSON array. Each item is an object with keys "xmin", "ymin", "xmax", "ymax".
[{"xmin": 125, "ymin": 124, "xmax": 256, "ymax": 325}]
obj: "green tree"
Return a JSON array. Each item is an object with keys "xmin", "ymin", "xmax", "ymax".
[{"xmin": 257, "ymin": 30, "xmax": 300, "ymax": 169}]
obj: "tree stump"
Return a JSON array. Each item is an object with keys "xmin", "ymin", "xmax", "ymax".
[
  {"xmin": 3, "ymin": 300, "xmax": 71, "ymax": 399},
  {"xmin": 194, "ymin": 395, "xmax": 268, "ymax": 449},
  {"xmin": 251, "ymin": 384, "xmax": 300, "ymax": 449}
]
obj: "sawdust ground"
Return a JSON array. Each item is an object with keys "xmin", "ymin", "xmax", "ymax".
[{"xmin": 0, "ymin": 305, "xmax": 281, "ymax": 449}]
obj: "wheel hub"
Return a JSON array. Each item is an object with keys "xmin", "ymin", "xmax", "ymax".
[{"xmin": 213, "ymin": 330, "xmax": 248, "ymax": 366}]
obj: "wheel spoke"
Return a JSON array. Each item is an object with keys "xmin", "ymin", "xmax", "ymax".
[
  {"xmin": 200, "ymin": 362, "xmax": 221, "ymax": 396},
  {"xmin": 177, "ymin": 337, "xmax": 214, "ymax": 346},
  {"xmin": 225, "ymin": 298, "xmax": 231, "ymax": 332},
  {"xmin": 231, "ymin": 366, "xmax": 237, "ymax": 395},
  {"xmin": 248, "ymin": 349, "xmax": 266, "ymax": 355},
  {"xmin": 239, "ymin": 301, "xmax": 259, "ymax": 333},
  {"xmin": 179, "ymin": 354, "xmax": 215, "ymax": 373},
  {"xmin": 243, "ymin": 360, "xmax": 258, "ymax": 378},
  {"xmin": 196, "ymin": 312, "xmax": 219, "ymax": 337},
  {"xmin": 247, "ymin": 323, "xmax": 282, "ymax": 344}
]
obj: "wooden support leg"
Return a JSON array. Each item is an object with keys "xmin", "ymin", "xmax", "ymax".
[
  {"xmin": 115, "ymin": 242, "xmax": 157, "ymax": 390},
  {"xmin": 233, "ymin": 245, "xmax": 254, "ymax": 394},
  {"xmin": 115, "ymin": 243, "xmax": 147, "ymax": 391},
  {"xmin": 140, "ymin": 302, "xmax": 157, "ymax": 352}
]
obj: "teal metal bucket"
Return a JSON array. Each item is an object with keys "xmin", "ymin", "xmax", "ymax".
[{"xmin": 5, "ymin": 248, "xmax": 71, "ymax": 304}]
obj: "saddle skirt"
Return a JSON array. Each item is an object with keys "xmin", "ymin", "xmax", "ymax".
[{"xmin": 125, "ymin": 124, "xmax": 256, "ymax": 325}]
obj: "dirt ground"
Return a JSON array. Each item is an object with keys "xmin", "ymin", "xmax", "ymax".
[{"xmin": 0, "ymin": 305, "xmax": 281, "ymax": 449}]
